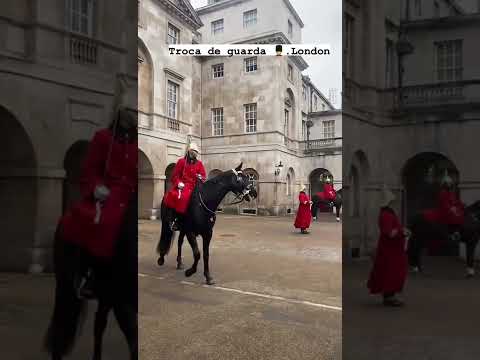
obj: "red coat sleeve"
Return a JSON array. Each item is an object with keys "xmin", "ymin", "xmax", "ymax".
[
  {"xmin": 171, "ymin": 158, "xmax": 185, "ymax": 186},
  {"xmin": 299, "ymin": 192, "xmax": 309, "ymax": 204},
  {"xmin": 79, "ymin": 130, "xmax": 108, "ymax": 198},
  {"xmin": 379, "ymin": 210, "xmax": 402, "ymax": 239},
  {"xmin": 197, "ymin": 160, "xmax": 206, "ymax": 179}
]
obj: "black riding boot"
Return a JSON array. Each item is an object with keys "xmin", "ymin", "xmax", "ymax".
[{"xmin": 77, "ymin": 268, "xmax": 96, "ymax": 300}]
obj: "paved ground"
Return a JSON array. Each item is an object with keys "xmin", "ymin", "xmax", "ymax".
[
  {"xmin": 0, "ymin": 273, "xmax": 128, "ymax": 360},
  {"xmin": 344, "ymin": 256, "xmax": 480, "ymax": 360},
  {"xmin": 139, "ymin": 214, "xmax": 342, "ymax": 360}
]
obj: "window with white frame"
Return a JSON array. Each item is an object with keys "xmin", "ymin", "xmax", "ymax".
[
  {"xmin": 322, "ymin": 103, "xmax": 326, "ymax": 111},
  {"xmin": 284, "ymin": 109, "xmax": 289, "ymax": 143},
  {"xmin": 414, "ymin": 0, "xmax": 422, "ymax": 16},
  {"xmin": 211, "ymin": 19, "xmax": 224, "ymax": 35},
  {"xmin": 168, "ymin": 23, "xmax": 180, "ymax": 44},
  {"xmin": 245, "ymin": 57, "xmax": 257, "ymax": 72},
  {"xmin": 344, "ymin": 14, "xmax": 354, "ymax": 79},
  {"xmin": 434, "ymin": 1, "xmax": 440, "ymax": 17},
  {"xmin": 385, "ymin": 39, "xmax": 395, "ymax": 87},
  {"xmin": 323, "ymin": 120, "xmax": 335, "ymax": 139},
  {"xmin": 288, "ymin": 20, "xmax": 293, "ymax": 37},
  {"xmin": 212, "ymin": 108, "xmax": 224, "ymax": 136},
  {"xmin": 69, "ymin": 0, "xmax": 94, "ymax": 36},
  {"xmin": 436, "ymin": 40, "xmax": 463, "ymax": 82},
  {"xmin": 302, "ymin": 85, "xmax": 307, "ymax": 101},
  {"xmin": 314, "ymin": 96, "xmax": 318, "ymax": 111},
  {"xmin": 243, "ymin": 9, "xmax": 257, "ymax": 28},
  {"xmin": 167, "ymin": 81, "xmax": 179, "ymax": 119},
  {"xmin": 288, "ymin": 64, "xmax": 293, "ymax": 82},
  {"xmin": 302, "ymin": 117, "xmax": 307, "ymax": 140},
  {"xmin": 245, "ymin": 103, "xmax": 257, "ymax": 133},
  {"xmin": 213, "ymin": 63, "xmax": 224, "ymax": 78},
  {"xmin": 286, "ymin": 173, "xmax": 292, "ymax": 196}
]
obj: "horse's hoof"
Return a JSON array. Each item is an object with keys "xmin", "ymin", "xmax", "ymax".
[
  {"xmin": 206, "ymin": 278, "xmax": 216, "ymax": 285},
  {"xmin": 157, "ymin": 257, "xmax": 164, "ymax": 266},
  {"xmin": 176, "ymin": 263, "xmax": 184, "ymax": 270},
  {"xmin": 466, "ymin": 268, "xmax": 475, "ymax": 278},
  {"xmin": 336, "ymin": 217, "xmax": 340, "ymax": 222},
  {"xmin": 185, "ymin": 269, "xmax": 195, "ymax": 277}
]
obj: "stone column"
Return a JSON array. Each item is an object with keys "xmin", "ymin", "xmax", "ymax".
[{"xmin": 29, "ymin": 168, "xmax": 65, "ymax": 274}]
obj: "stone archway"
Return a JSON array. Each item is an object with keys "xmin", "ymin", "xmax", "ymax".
[
  {"xmin": 402, "ymin": 152, "xmax": 459, "ymax": 256},
  {"xmin": 63, "ymin": 141, "xmax": 89, "ymax": 213},
  {"xmin": 349, "ymin": 150, "xmax": 370, "ymax": 218},
  {"xmin": 0, "ymin": 106, "xmax": 37, "ymax": 271},
  {"xmin": 139, "ymin": 150, "xmax": 155, "ymax": 219},
  {"xmin": 164, "ymin": 163, "xmax": 176, "ymax": 194},
  {"xmin": 402, "ymin": 152, "xmax": 459, "ymax": 220}
]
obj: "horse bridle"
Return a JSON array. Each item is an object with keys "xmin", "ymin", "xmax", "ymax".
[{"xmin": 198, "ymin": 169, "xmax": 253, "ymax": 214}]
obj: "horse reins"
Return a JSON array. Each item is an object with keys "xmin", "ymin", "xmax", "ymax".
[{"xmin": 198, "ymin": 169, "xmax": 252, "ymax": 214}]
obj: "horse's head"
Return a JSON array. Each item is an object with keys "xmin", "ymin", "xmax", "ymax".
[{"xmin": 224, "ymin": 163, "xmax": 257, "ymax": 202}]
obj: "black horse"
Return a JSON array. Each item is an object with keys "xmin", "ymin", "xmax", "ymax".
[
  {"xmin": 407, "ymin": 200, "xmax": 480, "ymax": 277},
  {"xmin": 44, "ymin": 193, "xmax": 138, "ymax": 360},
  {"xmin": 157, "ymin": 163, "xmax": 257, "ymax": 285},
  {"xmin": 311, "ymin": 188, "xmax": 342, "ymax": 221}
]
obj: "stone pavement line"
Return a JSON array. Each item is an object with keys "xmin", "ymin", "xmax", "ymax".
[{"xmin": 138, "ymin": 273, "xmax": 342, "ymax": 312}]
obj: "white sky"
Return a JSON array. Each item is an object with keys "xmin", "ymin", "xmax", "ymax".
[{"xmin": 189, "ymin": 0, "xmax": 342, "ymax": 108}]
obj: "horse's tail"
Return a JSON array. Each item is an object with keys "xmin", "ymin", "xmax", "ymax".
[
  {"xmin": 44, "ymin": 288, "xmax": 88, "ymax": 356},
  {"xmin": 44, "ymin": 227, "xmax": 88, "ymax": 356}
]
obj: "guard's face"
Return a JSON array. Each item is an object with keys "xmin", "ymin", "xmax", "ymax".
[
  {"xmin": 118, "ymin": 109, "xmax": 137, "ymax": 130},
  {"xmin": 188, "ymin": 149, "xmax": 198, "ymax": 159}
]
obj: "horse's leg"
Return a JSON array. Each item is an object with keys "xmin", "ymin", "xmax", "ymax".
[
  {"xmin": 92, "ymin": 301, "xmax": 110, "ymax": 360},
  {"xmin": 185, "ymin": 233, "xmax": 201, "ymax": 278},
  {"xmin": 202, "ymin": 230, "xmax": 215, "ymax": 285},
  {"xmin": 335, "ymin": 203, "xmax": 341, "ymax": 221},
  {"xmin": 177, "ymin": 232, "xmax": 184, "ymax": 270},
  {"xmin": 465, "ymin": 235, "xmax": 477, "ymax": 278},
  {"xmin": 113, "ymin": 305, "xmax": 138, "ymax": 360}
]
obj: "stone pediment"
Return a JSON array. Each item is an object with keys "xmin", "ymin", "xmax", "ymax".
[{"xmin": 162, "ymin": 0, "xmax": 203, "ymax": 29}]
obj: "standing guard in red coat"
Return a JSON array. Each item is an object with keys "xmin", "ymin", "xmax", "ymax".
[
  {"xmin": 163, "ymin": 143, "xmax": 206, "ymax": 231},
  {"xmin": 59, "ymin": 107, "xmax": 137, "ymax": 299},
  {"xmin": 368, "ymin": 187, "xmax": 410, "ymax": 307},
  {"xmin": 294, "ymin": 185, "xmax": 313, "ymax": 234}
]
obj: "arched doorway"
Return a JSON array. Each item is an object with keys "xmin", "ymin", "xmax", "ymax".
[
  {"xmin": 349, "ymin": 151, "xmax": 370, "ymax": 218},
  {"xmin": 139, "ymin": 150, "xmax": 154, "ymax": 219},
  {"xmin": 309, "ymin": 168, "xmax": 333, "ymax": 212},
  {"xmin": 240, "ymin": 168, "xmax": 259, "ymax": 215},
  {"xmin": 286, "ymin": 167, "xmax": 295, "ymax": 213},
  {"xmin": 402, "ymin": 152, "xmax": 459, "ymax": 256},
  {"xmin": 164, "ymin": 163, "xmax": 176, "ymax": 194},
  {"xmin": 0, "ymin": 106, "xmax": 37, "ymax": 270},
  {"xmin": 138, "ymin": 39, "xmax": 154, "ymax": 128},
  {"xmin": 63, "ymin": 141, "xmax": 89, "ymax": 213}
]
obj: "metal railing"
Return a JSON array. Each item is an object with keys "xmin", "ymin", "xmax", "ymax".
[
  {"xmin": 70, "ymin": 34, "xmax": 97, "ymax": 65},
  {"xmin": 302, "ymin": 137, "xmax": 342, "ymax": 152}
]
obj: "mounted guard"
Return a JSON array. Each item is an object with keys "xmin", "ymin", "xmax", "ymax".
[{"xmin": 163, "ymin": 142, "xmax": 206, "ymax": 231}]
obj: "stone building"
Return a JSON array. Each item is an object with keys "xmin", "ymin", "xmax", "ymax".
[
  {"xmin": 0, "ymin": 0, "xmax": 137, "ymax": 271},
  {"xmin": 343, "ymin": 0, "xmax": 480, "ymax": 258},
  {"xmin": 138, "ymin": 0, "xmax": 342, "ymax": 218}
]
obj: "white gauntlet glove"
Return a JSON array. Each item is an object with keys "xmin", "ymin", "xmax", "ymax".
[
  {"xmin": 94, "ymin": 185, "xmax": 110, "ymax": 202},
  {"xmin": 178, "ymin": 182, "xmax": 185, "ymax": 190},
  {"xmin": 93, "ymin": 185, "xmax": 110, "ymax": 224}
]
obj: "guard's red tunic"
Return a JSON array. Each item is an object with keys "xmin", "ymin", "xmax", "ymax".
[
  {"xmin": 368, "ymin": 207, "xmax": 408, "ymax": 294},
  {"xmin": 423, "ymin": 189, "xmax": 465, "ymax": 226},
  {"xmin": 294, "ymin": 192, "xmax": 312, "ymax": 229},
  {"xmin": 322, "ymin": 183, "xmax": 337, "ymax": 202},
  {"xmin": 59, "ymin": 129, "xmax": 137, "ymax": 259},
  {"xmin": 163, "ymin": 157, "xmax": 206, "ymax": 214}
]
